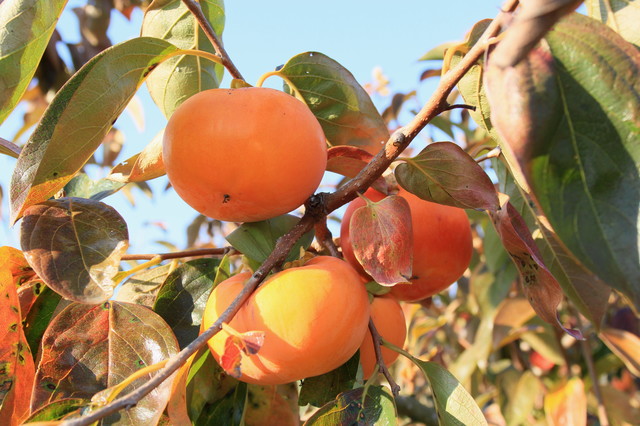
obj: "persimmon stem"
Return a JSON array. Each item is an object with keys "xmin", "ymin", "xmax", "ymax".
[
  {"xmin": 369, "ymin": 318, "xmax": 401, "ymax": 397},
  {"xmin": 121, "ymin": 247, "xmax": 235, "ymax": 261},
  {"xmin": 63, "ymin": 1, "xmax": 519, "ymax": 423},
  {"xmin": 180, "ymin": 0, "xmax": 244, "ymax": 80}
]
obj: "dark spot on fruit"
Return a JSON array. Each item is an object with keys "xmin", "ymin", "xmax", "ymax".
[{"xmin": 223, "ymin": 194, "xmax": 231, "ymax": 203}]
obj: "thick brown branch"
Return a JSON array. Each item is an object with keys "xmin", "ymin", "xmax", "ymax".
[
  {"xmin": 180, "ymin": 0, "xmax": 244, "ymax": 80},
  {"xmin": 314, "ymin": 217, "xmax": 341, "ymax": 258},
  {"xmin": 369, "ymin": 318, "xmax": 401, "ymax": 397},
  {"xmin": 121, "ymin": 247, "xmax": 236, "ymax": 261},
  {"xmin": 63, "ymin": 2, "xmax": 519, "ymax": 424}
]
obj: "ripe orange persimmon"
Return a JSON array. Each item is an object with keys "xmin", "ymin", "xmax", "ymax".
[
  {"xmin": 341, "ymin": 188, "xmax": 473, "ymax": 302},
  {"xmin": 202, "ymin": 256, "xmax": 370, "ymax": 385},
  {"xmin": 359, "ymin": 295, "xmax": 407, "ymax": 378},
  {"xmin": 163, "ymin": 87, "xmax": 327, "ymax": 223}
]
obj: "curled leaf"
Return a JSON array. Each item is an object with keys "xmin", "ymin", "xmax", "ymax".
[
  {"xmin": 20, "ymin": 198, "xmax": 129, "ymax": 304},
  {"xmin": 350, "ymin": 195, "xmax": 413, "ymax": 286}
]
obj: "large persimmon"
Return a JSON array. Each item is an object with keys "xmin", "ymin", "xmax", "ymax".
[
  {"xmin": 359, "ymin": 295, "xmax": 407, "ymax": 378},
  {"xmin": 163, "ymin": 87, "xmax": 327, "ymax": 223},
  {"xmin": 341, "ymin": 188, "xmax": 472, "ymax": 302},
  {"xmin": 202, "ymin": 256, "xmax": 370, "ymax": 385}
]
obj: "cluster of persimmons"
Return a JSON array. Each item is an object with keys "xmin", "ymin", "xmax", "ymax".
[{"xmin": 162, "ymin": 86, "xmax": 472, "ymax": 385}]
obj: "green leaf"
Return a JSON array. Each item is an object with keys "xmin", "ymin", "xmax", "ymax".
[
  {"xmin": 395, "ymin": 142, "xmax": 499, "ymax": 211},
  {"xmin": 9, "ymin": 37, "xmax": 180, "ymax": 223},
  {"xmin": 0, "ymin": 0, "xmax": 68, "ymax": 124},
  {"xmin": 225, "ymin": 214, "xmax": 314, "ymax": 264},
  {"xmin": 277, "ymin": 51, "xmax": 389, "ymax": 154},
  {"xmin": 154, "ymin": 258, "xmax": 219, "ymax": 349},
  {"xmin": 22, "ymin": 398, "xmax": 88, "ymax": 423},
  {"xmin": 586, "ymin": 0, "xmax": 640, "ymax": 47},
  {"xmin": 414, "ymin": 361, "xmax": 488, "ymax": 426},
  {"xmin": 195, "ymin": 382, "xmax": 247, "ymax": 426},
  {"xmin": 497, "ymin": 370, "xmax": 541, "ymax": 426},
  {"xmin": 19, "ymin": 283, "xmax": 62, "ymax": 356},
  {"xmin": 31, "ymin": 301, "xmax": 180, "ymax": 424},
  {"xmin": 304, "ymin": 386, "xmax": 396, "ymax": 426},
  {"xmin": 419, "ymin": 41, "xmax": 459, "ymax": 61},
  {"xmin": 63, "ymin": 172, "xmax": 126, "ymax": 201},
  {"xmin": 142, "ymin": 0, "xmax": 225, "ymax": 117},
  {"xmin": 20, "ymin": 198, "xmax": 129, "ymax": 304},
  {"xmin": 299, "ymin": 352, "xmax": 360, "ymax": 407},
  {"xmin": 485, "ymin": 13, "xmax": 640, "ymax": 309}
]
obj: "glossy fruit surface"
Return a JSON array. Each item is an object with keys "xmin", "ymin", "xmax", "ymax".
[
  {"xmin": 202, "ymin": 256, "xmax": 370, "ymax": 385},
  {"xmin": 359, "ymin": 295, "xmax": 407, "ymax": 378},
  {"xmin": 163, "ymin": 87, "xmax": 327, "ymax": 222},
  {"xmin": 341, "ymin": 188, "xmax": 473, "ymax": 302}
]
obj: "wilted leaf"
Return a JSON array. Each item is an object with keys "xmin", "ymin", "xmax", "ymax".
[
  {"xmin": 489, "ymin": 194, "xmax": 583, "ymax": 339},
  {"xmin": 350, "ymin": 195, "xmax": 413, "ymax": 286},
  {"xmin": 395, "ymin": 142, "xmax": 499, "ymax": 211},
  {"xmin": 599, "ymin": 327, "xmax": 640, "ymax": 377},
  {"xmin": 9, "ymin": 37, "xmax": 180, "ymax": 223},
  {"xmin": 166, "ymin": 351, "xmax": 199, "ymax": 426},
  {"xmin": 277, "ymin": 52, "xmax": 389, "ymax": 155},
  {"xmin": 219, "ymin": 328, "xmax": 266, "ymax": 378},
  {"xmin": 0, "ymin": 137, "xmax": 21, "ymax": 159},
  {"xmin": 486, "ymin": 14, "xmax": 640, "ymax": 309},
  {"xmin": 299, "ymin": 353, "xmax": 359, "ymax": 407},
  {"xmin": 490, "ymin": 0, "xmax": 582, "ymax": 68},
  {"xmin": 142, "ymin": 0, "xmax": 225, "ymax": 117},
  {"xmin": 31, "ymin": 301, "xmax": 179, "ymax": 424},
  {"xmin": 0, "ymin": 269, "xmax": 35, "ymax": 426},
  {"xmin": 108, "ymin": 129, "xmax": 165, "ymax": 183},
  {"xmin": 20, "ymin": 198, "xmax": 129, "ymax": 304},
  {"xmin": 544, "ymin": 378, "xmax": 586, "ymax": 426},
  {"xmin": 225, "ymin": 214, "xmax": 314, "ymax": 264},
  {"xmin": 326, "ymin": 146, "xmax": 387, "ymax": 193},
  {"xmin": 22, "ymin": 398, "xmax": 88, "ymax": 423},
  {"xmin": 0, "ymin": 0, "xmax": 67, "ymax": 125},
  {"xmin": 114, "ymin": 263, "xmax": 173, "ymax": 307},
  {"xmin": 304, "ymin": 386, "xmax": 396, "ymax": 426},
  {"xmin": 153, "ymin": 258, "xmax": 219, "ymax": 348},
  {"xmin": 586, "ymin": 0, "xmax": 640, "ymax": 46}
]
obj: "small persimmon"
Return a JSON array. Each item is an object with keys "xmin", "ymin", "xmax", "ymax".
[
  {"xmin": 341, "ymin": 188, "xmax": 473, "ymax": 302},
  {"xmin": 202, "ymin": 256, "xmax": 370, "ymax": 385},
  {"xmin": 359, "ymin": 295, "xmax": 407, "ymax": 379},
  {"xmin": 163, "ymin": 87, "xmax": 327, "ymax": 223}
]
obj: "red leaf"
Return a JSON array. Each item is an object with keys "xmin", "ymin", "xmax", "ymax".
[
  {"xmin": 240, "ymin": 331, "xmax": 265, "ymax": 356},
  {"xmin": 0, "ymin": 270, "xmax": 35, "ymax": 426},
  {"xmin": 350, "ymin": 195, "xmax": 413, "ymax": 286},
  {"xmin": 489, "ymin": 194, "xmax": 583, "ymax": 339},
  {"xmin": 221, "ymin": 336, "xmax": 243, "ymax": 379},
  {"xmin": 0, "ymin": 246, "xmax": 37, "ymax": 288},
  {"xmin": 326, "ymin": 146, "xmax": 388, "ymax": 193}
]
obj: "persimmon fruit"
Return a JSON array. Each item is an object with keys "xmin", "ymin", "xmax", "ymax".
[
  {"xmin": 360, "ymin": 295, "xmax": 407, "ymax": 379},
  {"xmin": 202, "ymin": 256, "xmax": 370, "ymax": 385},
  {"xmin": 163, "ymin": 87, "xmax": 327, "ymax": 223},
  {"xmin": 341, "ymin": 188, "xmax": 473, "ymax": 302}
]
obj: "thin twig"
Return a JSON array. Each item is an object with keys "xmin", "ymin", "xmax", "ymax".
[
  {"xmin": 369, "ymin": 318, "xmax": 401, "ymax": 397},
  {"xmin": 180, "ymin": 0, "xmax": 244, "ymax": 80},
  {"xmin": 314, "ymin": 218, "xmax": 341, "ymax": 258},
  {"xmin": 121, "ymin": 247, "xmax": 236, "ymax": 261},
  {"xmin": 62, "ymin": 2, "xmax": 519, "ymax": 424},
  {"xmin": 575, "ymin": 312, "xmax": 610, "ymax": 426},
  {"xmin": 443, "ymin": 103, "xmax": 476, "ymax": 112}
]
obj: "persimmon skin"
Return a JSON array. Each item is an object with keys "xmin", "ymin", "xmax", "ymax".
[
  {"xmin": 360, "ymin": 295, "xmax": 407, "ymax": 379},
  {"xmin": 202, "ymin": 256, "xmax": 370, "ymax": 385},
  {"xmin": 341, "ymin": 188, "xmax": 473, "ymax": 302},
  {"xmin": 163, "ymin": 87, "xmax": 327, "ymax": 223}
]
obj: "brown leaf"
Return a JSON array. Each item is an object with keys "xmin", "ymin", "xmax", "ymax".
[
  {"xmin": 20, "ymin": 198, "xmax": 129, "ymax": 304},
  {"xmin": 350, "ymin": 195, "xmax": 413, "ymax": 286},
  {"xmin": 490, "ymin": 0, "xmax": 582, "ymax": 68},
  {"xmin": 0, "ymin": 270, "xmax": 35, "ymax": 426},
  {"xmin": 599, "ymin": 327, "xmax": 640, "ymax": 377},
  {"xmin": 326, "ymin": 146, "xmax": 387, "ymax": 193},
  {"xmin": 489, "ymin": 194, "xmax": 583, "ymax": 339},
  {"xmin": 544, "ymin": 378, "xmax": 587, "ymax": 426}
]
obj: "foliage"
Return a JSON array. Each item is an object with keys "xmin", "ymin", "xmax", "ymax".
[{"xmin": 0, "ymin": 0, "xmax": 639, "ymax": 425}]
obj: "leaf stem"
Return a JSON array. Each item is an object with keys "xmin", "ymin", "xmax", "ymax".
[
  {"xmin": 369, "ymin": 318, "xmax": 401, "ymax": 397},
  {"xmin": 255, "ymin": 70, "xmax": 306, "ymax": 103},
  {"xmin": 180, "ymin": 0, "xmax": 244, "ymax": 80},
  {"xmin": 164, "ymin": 48, "xmax": 225, "ymax": 67},
  {"xmin": 62, "ymin": 1, "xmax": 519, "ymax": 423},
  {"xmin": 112, "ymin": 256, "xmax": 162, "ymax": 284},
  {"xmin": 102, "ymin": 360, "xmax": 168, "ymax": 405},
  {"xmin": 121, "ymin": 246, "xmax": 235, "ymax": 261}
]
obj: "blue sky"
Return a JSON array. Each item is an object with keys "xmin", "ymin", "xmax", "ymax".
[{"xmin": 0, "ymin": 1, "xmax": 504, "ymax": 253}]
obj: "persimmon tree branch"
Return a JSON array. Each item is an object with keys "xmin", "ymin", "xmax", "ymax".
[
  {"xmin": 121, "ymin": 246, "xmax": 236, "ymax": 261},
  {"xmin": 369, "ymin": 318, "xmax": 401, "ymax": 396},
  {"xmin": 63, "ymin": 1, "xmax": 519, "ymax": 424},
  {"xmin": 180, "ymin": 0, "xmax": 244, "ymax": 80}
]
